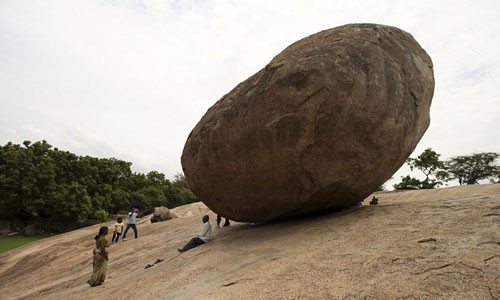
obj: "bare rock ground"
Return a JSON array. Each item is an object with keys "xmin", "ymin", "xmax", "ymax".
[{"xmin": 0, "ymin": 184, "xmax": 499, "ymax": 299}]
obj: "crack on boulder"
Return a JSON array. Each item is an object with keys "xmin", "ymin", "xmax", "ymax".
[
  {"xmin": 459, "ymin": 262, "xmax": 485, "ymax": 273},
  {"xmin": 222, "ymin": 281, "xmax": 239, "ymax": 287},
  {"xmin": 412, "ymin": 262, "xmax": 454, "ymax": 275},
  {"xmin": 391, "ymin": 59, "xmax": 401, "ymax": 65},
  {"xmin": 486, "ymin": 285, "xmax": 498, "ymax": 300},
  {"xmin": 417, "ymin": 238, "xmax": 436, "ymax": 243},
  {"xmin": 264, "ymin": 113, "xmax": 297, "ymax": 127},
  {"xmin": 477, "ymin": 241, "xmax": 500, "ymax": 247},
  {"xmin": 298, "ymin": 87, "xmax": 330, "ymax": 107},
  {"xmin": 484, "ymin": 255, "xmax": 498, "ymax": 262},
  {"xmin": 221, "ymin": 277, "xmax": 254, "ymax": 288},
  {"xmin": 483, "ymin": 213, "xmax": 500, "ymax": 217},
  {"xmin": 422, "ymin": 271, "xmax": 458, "ymax": 281},
  {"xmin": 303, "ymin": 169, "xmax": 318, "ymax": 191},
  {"xmin": 411, "ymin": 90, "xmax": 422, "ymax": 106}
]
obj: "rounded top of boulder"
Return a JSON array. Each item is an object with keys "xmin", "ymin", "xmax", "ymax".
[{"xmin": 182, "ymin": 23, "xmax": 434, "ymax": 222}]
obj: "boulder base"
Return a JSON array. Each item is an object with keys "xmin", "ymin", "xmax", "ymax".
[{"xmin": 182, "ymin": 23, "xmax": 434, "ymax": 222}]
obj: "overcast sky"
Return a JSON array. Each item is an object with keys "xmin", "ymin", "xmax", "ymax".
[{"xmin": 1, "ymin": 0, "xmax": 499, "ymax": 188}]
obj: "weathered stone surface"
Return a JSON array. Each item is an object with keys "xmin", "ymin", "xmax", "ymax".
[
  {"xmin": 150, "ymin": 207, "xmax": 174, "ymax": 223},
  {"xmin": 3, "ymin": 185, "xmax": 498, "ymax": 300},
  {"xmin": 182, "ymin": 23, "xmax": 434, "ymax": 222}
]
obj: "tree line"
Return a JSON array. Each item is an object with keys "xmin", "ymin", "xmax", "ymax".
[
  {"xmin": 393, "ymin": 148, "xmax": 500, "ymax": 190},
  {"xmin": 0, "ymin": 140, "xmax": 197, "ymax": 232}
]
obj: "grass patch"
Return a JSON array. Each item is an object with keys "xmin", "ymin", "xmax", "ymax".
[{"xmin": 0, "ymin": 236, "xmax": 47, "ymax": 253}]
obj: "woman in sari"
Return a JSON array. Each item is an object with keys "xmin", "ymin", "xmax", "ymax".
[{"xmin": 87, "ymin": 226, "xmax": 110, "ymax": 287}]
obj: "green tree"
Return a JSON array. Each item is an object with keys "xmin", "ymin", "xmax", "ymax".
[
  {"xmin": 0, "ymin": 140, "xmax": 198, "ymax": 233},
  {"xmin": 0, "ymin": 142, "xmax": 24, "ymax": 219},
  {"xmin": 437, "ymin": 152, "xmax": 500, "ymax": 185},
  {"xmin": 131, "ymin": 186, "xmax": 167, "ymax": 214},
  {"xmin": 164, "ymin": 173, "xmax": 198, "ymax": 208},
  {"xmin": 48, "ymin": 182, "xmax": 92, "ymax": 222},
  {"xmin": 20, "ymin": 141, "xmax": 58, "ymax": 218},
  {"xmin": 394, "ymin": 148, "xmax": 443, "ymax": 190},
  {"xmin": 393, "ymin": 175, "xmax": 427, "ymax": 190}
]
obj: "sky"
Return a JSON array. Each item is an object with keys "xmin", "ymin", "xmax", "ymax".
[{"xmin": 1, "ymin": 0, "xmax": 499, "ymax": 188}]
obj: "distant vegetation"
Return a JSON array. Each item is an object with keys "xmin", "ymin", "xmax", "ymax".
[
  {"xmin": 0, "ymin": 140, "xmax": 197, "ymax": 233},
  {"xmin": 394, "ymin": 148, "xmax": 500, "ymax": 190},
  {"xmin": 3, "ymin": 141, "xmax": 497, "ymax": 232},
  {"xmin": 0, "ymin": 235, "xmax": 47, "ymax": 253}
]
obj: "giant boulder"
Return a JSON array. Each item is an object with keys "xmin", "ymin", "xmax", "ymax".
[{"xmin": 181, "ymin": 23, "xmax": 434, "ymax": 222}]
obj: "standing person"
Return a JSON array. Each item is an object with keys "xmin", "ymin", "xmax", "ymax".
[
  {"xmin": 87, "ymin": 226, "xmax": 110, "ymax": 287},
  {"xmin": 123, "ymin": 208, "xmax": 138, "ymax": 241},
  {"xmin": 111, "ymin": 217, "xmax": 124, "ymax": 243},
  {"xmin": 216, "ymin": 215, "xmax": 230, "ymax": 227},
  {"xmin": 177, "ymin": 215, "xmax": 211, "ymax": 252}
]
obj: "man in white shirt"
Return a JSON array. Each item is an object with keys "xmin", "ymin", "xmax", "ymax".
[
  {"xmin": 123, "ymin": 208, "xmax": 139, "ymax": 241},
  {"xmin": 177, "ymin": 215, "xmax": 211, "ymax": 252}
]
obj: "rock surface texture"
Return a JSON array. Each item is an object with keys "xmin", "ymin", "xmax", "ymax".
[
  {"xmin": 1, "ymin": 185, "xmax": 499, "ymax": 300},
  {"xmin": 182, "ymin": 23, "xmax": 435, "ymax": 222}
]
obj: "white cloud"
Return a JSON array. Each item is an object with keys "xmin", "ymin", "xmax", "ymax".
[{"xmin": 1, "ymin": 0, "xmax": 500, "ymax": 183}]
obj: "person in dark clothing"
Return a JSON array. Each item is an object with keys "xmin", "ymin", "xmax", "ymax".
[
  {"xmin": 370, "ymin": 196, "xmax": 379, "ymax": 205},
  {"xmin": 216, "ymin": 215, "xmax": 230, "ymax": 227}
]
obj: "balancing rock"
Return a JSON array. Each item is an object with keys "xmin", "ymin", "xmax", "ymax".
[{"xmin": 181, "ymin": 23, "xmax": 434, "ymax": 222}]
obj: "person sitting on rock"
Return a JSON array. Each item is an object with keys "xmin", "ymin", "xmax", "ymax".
[
  {"xmin": 370, "ymin": 196, "xmax": 379, "ymax": 205},
  {"xmin": 177, "ymin": 215, "xmax": 211, "ymax": 252},
  {"xmin": 216, "ymin": 215, "xmax": 230, "ymax": 227}
]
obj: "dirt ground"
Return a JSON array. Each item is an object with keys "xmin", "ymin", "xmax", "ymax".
[{"xmin": 0, "ymin": 184, "xmax": 499, "ymax": 300}]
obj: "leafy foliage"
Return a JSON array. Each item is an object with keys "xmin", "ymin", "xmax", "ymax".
[
  {"xmin": 437, "ymin": 152, "xmax": 500, "ymax": 185},
  {"xmin": 394, "ymin": 148, "xmax": 443, "ymax": 190},
  {"xmin": 394, "ymin": 149, "xmax": 500, "ymax": 190},
  {"xmin": 393, "ymin": 175, "xmax": 427, "ymax": 190},
  {"xmin": 0, "ymin": 140, "xmax": 198, "ymax": 232}
]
